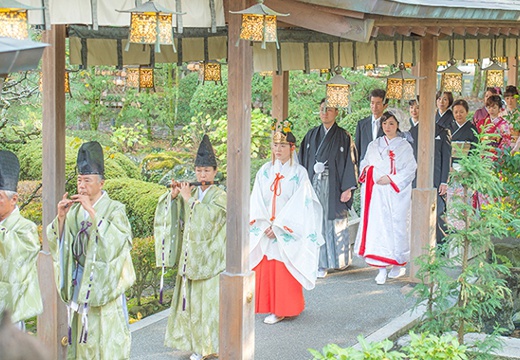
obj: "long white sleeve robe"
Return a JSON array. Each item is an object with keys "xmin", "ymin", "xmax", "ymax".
[
  {"xmin": 354, "ymin": 136, "xmax": 417, "ymax": 267},
  {"xmin": 250, "ymin": 160, "xmax": 324, "ymax": 290}
]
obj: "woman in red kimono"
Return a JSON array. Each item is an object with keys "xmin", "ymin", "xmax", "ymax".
[{"xmin": 475, "ymin": 94, "xmax": 512, "ymax": 158}]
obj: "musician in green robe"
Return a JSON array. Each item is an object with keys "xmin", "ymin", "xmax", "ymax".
[
  {"xmin": 46, "ymin": 142, "xmax": 135, "ymax": 360},
  {"xmin": 0, "ymin": 150, "xmax": 43, "ymax": 330},
  {"xmin": 154, "ymin": 135, "xmax": 226, "ymax": 360}
]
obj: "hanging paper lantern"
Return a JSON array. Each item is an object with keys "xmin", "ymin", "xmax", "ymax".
[
  {"xmin": 117, "ymin": 0, "xmax": 184, "ymax": 53},
  {"xmin": 320, "ymin": 66, "xmax": 353, "ymax": 108},
  {"xmin": 229, "ymin": 0, "xmax": 289, "ymax": 49}
]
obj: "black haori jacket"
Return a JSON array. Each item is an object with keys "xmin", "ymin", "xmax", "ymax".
[{"xmin": 298, "ymin": 122, "xmax": 358, "ymax": 220}]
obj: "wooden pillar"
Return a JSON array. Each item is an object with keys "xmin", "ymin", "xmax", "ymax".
[
  {"xmin": 220, "ymin": 1, "xmax": 255, "ymax": 359},
  {"xmin": 507, "ymin": 56, "xmax": 518, "ymax": 86},
  {"xmin": 409, "ymin": 35, "xmax": 438, "ymax": 281},
  {"xmin": 38, "ymin": 25, "xmax": 68, "ymax": 360},
  {"xmin": 271, "ymin": 71, "xmax": 289, "ymax": 121}
]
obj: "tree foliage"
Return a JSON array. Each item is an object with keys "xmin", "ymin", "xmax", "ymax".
[
  {"xmin": 0, "ymin": 72, "xmax": 42, "ymax": 150},
  {"xmin": 309, "ymin": 332, "xmax": 467, "ymax": 360},
  {"xmin": 411, "ymin": 132, "xmax": 512, "ymax": 356}
]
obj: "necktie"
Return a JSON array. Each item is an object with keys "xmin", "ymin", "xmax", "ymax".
[{"xmin": 372, "ymin": 120, "xmax": 378, "ymax": 140}]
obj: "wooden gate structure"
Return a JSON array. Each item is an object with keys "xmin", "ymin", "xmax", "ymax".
[{"xmin": 14, "ymin": 0, "xmax": 520, "ymax": 358}]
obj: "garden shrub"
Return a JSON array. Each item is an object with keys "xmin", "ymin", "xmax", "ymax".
[
  {"xmin": 308, "ymin": 332, "xmax": 467, "ymax": 360},
  {"xmin": 106, "ymin": 151, "xmax": 140, "ymax": 180},
  {"xmin": 140, "ymin": 151, "xmax": 189, "ymax": 183},
  {"xmin": 17, "ymin": 138, "xmax": 74, "ymax": 182},
  {"xmin": 17, "ymin": 137, "xmax": 140, "ymax": 194},
  {"xmin": 110, "ymin": 123, "xmax": 150, "ymax": 153},
  {"xmin": 103, "ymin": 178, "xmax": 166, "ymax": 238},
  {"xmin": 19, "ymin": 201, "xmax": 43, "ymax": 227},
  {"xmin": 158, "ymin": 164, "xmax": 196, "ymax": 187},
  {"xmin": 129, "ymin": 236, "xmax": 160, "ymax": 306},
  {"xmin": 309, "ymin": 336, "xmax": 404, "ymax": 360}
]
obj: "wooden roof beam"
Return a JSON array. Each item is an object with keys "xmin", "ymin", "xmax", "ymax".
[
  {"xmin": 488, "ymin": 28, "xmax": 501, "ymax": 36},
  {"xmin": 500, "ymin": 28, "xmax": 511, "ymax": 36},
  {"xmin": 478, "ymin": 27, "xmax": 490, "ymax": 35},
  {"xmin": 410, "ymin": 27, "xmax": 426, "ymax": 36},
  {"xmin": 440, "ymin": 27, "xmax": 453, "ymax": 36},
  {"xmin": 453, "ymin": 27, "xmax": 466, "ymax": 36},
  {"xmin": 371, "ymin": 27, "xmax": 379, "ymax": 38},
  {"xmin": 264, "ymin": 0, "xmax": 374, "ymax": 42},
  {"xmin": 425, "ymin": 27, "xmax": 441, "ymax": 36},
  {"xmin": 465, "ymin": 27, "xmax": 479, "ymax": 36},
  {"xmin": 510, "ymin": 28, "xmax": 520, "ymax": 36},
  {"xmin": 378, "ymin": 26, "xmax": 396, "ymax": 36},
  {"xmin": 396, "ymin": 26, "xmax": 412, "ymax": 36}
]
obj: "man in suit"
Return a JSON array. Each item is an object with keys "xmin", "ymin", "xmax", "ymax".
[
  {"xmin": 355, "ymin": 89, "xmax": 388, "ymax": 164},
  {"xmin": 408, "ymin": 100, "xmax": 452, "ymax": 248}
]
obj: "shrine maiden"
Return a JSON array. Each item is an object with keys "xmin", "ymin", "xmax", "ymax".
[{"xmin": 250, "ymin": 123, "xmax": 324, "ymax": 325}]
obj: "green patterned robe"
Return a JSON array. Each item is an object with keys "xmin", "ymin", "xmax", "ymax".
[
  {"xmin": 0, "ymin": 207, "xmax": 43, "ymax": 324},
  {"xmin": 154, "ymin": 186, "xmax": 226, "ymax": 357},
  {"xmin": 46, "ymin": 193, "xmax": 135, "ymax": 360}
]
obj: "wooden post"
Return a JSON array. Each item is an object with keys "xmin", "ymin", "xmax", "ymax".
[
  {"xmin": 38, "ymin": 25, "xmax": 68, "ymax": 360},
  {"xmin": 409, "ymin": 35, "xmax": 438, "ymax": 281},
  {"xmin": 272, "ymin": 71, "xmax": 289, "ymax": 122},
  {"xmin": 220, "ymin": 1, "xmax": 255, "ymax": 359},
  {"xmin": 507, "ymin": 56, "xmax": 518, "ymax": 86}
]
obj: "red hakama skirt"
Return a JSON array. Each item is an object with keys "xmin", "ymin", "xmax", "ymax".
[{"xmin": 253, "ymin": 256, "xmax": 304, "ymax": 317}]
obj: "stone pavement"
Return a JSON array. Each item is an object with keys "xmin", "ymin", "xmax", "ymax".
[{"xmin": 130, "ymin": 256, "xmax": 416, "ymax": 360}]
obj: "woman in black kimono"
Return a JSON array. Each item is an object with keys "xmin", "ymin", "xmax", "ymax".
[
  {"xmin": 435, "ymin": 91, "xmax": 455, "ymax": 130},
  {"xmin": 446, "ymin": 99, "xmax": 479, "ymax": 232},
  {"xmin": 451, "ymin": 99, "xmax": 478, "ymax": 164}
]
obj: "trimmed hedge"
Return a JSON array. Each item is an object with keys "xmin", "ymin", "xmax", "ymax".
[
  {"xmin": 106, "ymin": 151, "xmax": 141, "ymax": 180},
  {"xmin": 104, "ymin": 178, "xmax": 166, "ymax": 238},
  {"xmin": 17, "ymin": 138, "xmax": 140, "ymax": 194}
]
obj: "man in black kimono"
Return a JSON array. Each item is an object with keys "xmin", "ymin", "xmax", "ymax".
[
  {"xmin": 298, "ymin": 99, "xmax": 358, "ymax": 278},
  {"xmin": 409, "ymin": 103, "xmax": 452, "ymax": 248},
  {"xmin": 355, "ymin": 89, "xmax": 388, "ymax": 163}
]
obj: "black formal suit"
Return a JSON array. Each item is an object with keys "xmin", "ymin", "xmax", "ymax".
[
  {"xmin": 355, "ymin": 115, "xmax": 384, "ymax": 165},
  {"xmin": 409, "ymin": 122, "xmax": 452, "ymax": 246}
]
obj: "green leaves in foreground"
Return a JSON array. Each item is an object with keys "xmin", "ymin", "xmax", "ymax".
[{"xmin": 308, "ymin": 332, "xmax": 467, "ymax": 360}]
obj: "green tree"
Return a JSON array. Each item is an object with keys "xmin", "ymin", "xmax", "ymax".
[
  {"xmin": 411, "ymin": 133, "xmax": 511, "ymax": 355},
  {"xmin": 176, "ymin": 109, "xmax": 272, "ymax": 177},
  {"xmin": 0, "ymin": 71, "xmax": 42, "ymax": 151},
  {"xmin": 69, "ymin": 67, "xmax": 113, "ymax": 131}
]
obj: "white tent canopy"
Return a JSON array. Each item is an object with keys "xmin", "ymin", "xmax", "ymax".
[{"xmin": 22, "ymin": 0, "xmax": 225, "ymax": 28}]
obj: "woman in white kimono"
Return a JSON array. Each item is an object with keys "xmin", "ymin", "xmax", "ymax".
[
  {"xmin": 354, "ymin": 112, "xmax": 417, "ymax": 285},
  {"xmin": 250, "ymin": 124, "xmax": 324, "ymax": 325}
]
